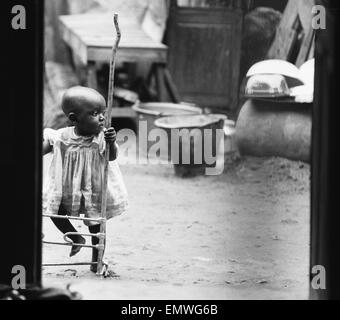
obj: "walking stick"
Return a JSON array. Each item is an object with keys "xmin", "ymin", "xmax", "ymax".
[{"xmin": 97, "ymin": 13, "xmax": 121, "ymax": 276}]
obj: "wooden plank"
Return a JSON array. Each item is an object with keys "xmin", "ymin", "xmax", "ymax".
[
  {"xmin": 298, "ymin": 0, "xmax": 316, "ymax": 30},
  {"xmin": 307, "ymin": 34, "xmax": 315, "ymax": 61},
  {"xmin": 87, "ymin": 47, "xmax": 167, "ymax": 64},
  {"xmin": 296, "ymin": 28, "xmax": 315, "ymax": 67},
  {"xmin": 267, "ymin": 0, "xmax": 315, "ymax": 65},
  {"xmin": 267, "ymin": 0, "xmax": 299, "ymax": 59},
  {"xmin": 269, "ymin": 27, "xmax": 299, "ymax": 61}
]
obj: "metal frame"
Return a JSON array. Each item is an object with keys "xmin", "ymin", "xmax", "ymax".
[{"xmin": 42, "ymin": 214, "xmax": 108, "ymax": 276}]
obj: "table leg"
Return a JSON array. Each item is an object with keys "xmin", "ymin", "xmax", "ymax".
[
  {"xmin": 147, "ymin": 63, "xmax": 182, "ymax": 103},
  {"xmin": 164, "ymin": 67, "xmax": 181, "ymax": 103},
  {"xmin": 155, "ymin": 64, "xmax": 168, "ymax": 102},
  {"xmin": 125, "ymin": 62, "xmax": 137, "ymax": 86},
  {"xmin": 86, "ymin": 61, "xmax": 98, "ymax": 89}
]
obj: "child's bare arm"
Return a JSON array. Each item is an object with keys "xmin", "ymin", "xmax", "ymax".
[
  {"xmin": 43, "ymin": 139, "xmax": 53, "ymax": 155},
  {"xmin": 104, "ymin": 128, "xmax": 118, "ymax": 161},
  {"xmin": 108, "ymin": 141, "xmax": 118, "ymax": 161}
]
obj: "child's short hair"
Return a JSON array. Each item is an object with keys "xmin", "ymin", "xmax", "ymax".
[{"xmin": 61, "ymin": 86, "xmax": 106, "ymax": 116}]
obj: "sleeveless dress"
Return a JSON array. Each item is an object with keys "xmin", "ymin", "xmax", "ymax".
[{"xmin": 43, "ymin": 127, "xmax": 128, "ymax": 226}]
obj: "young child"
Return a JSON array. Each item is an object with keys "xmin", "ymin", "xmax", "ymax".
[{"xmin": 43, "ymin": 86, "xmax": 128, "ymax": 273}]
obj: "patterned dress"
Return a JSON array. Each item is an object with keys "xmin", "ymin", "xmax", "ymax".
[{"xmin": 43, "ymin": 127, "xmax": 128, "ymax": 226}]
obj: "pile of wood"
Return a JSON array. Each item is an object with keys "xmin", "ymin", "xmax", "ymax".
[{"xmin": 267, "ymin": 0, "xmax": 315, "ymax": 66}]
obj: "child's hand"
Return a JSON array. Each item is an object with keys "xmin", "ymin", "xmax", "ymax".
[{"xmin": 104, "ymin": 127, "xmax": 117, "ymax": 143}]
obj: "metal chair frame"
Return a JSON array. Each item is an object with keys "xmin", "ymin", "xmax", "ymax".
[{"xmin": 42, "ymin": 214, "xmax": 108, "ymax": 276}]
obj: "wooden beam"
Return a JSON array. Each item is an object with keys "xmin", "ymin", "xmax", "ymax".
[{"xmin": 267, "ymin": 0, "xmax": 315, "ymax": 66}]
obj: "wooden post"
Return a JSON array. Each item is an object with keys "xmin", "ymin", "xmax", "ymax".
[
  {"xmin": 1, "ymin": 0, "xmax": 44, "ymax": 287},
  {"xmin": 310, "ymin": 1, "xmax": 340, "ymax": 300}
]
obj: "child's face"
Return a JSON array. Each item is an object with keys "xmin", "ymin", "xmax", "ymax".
[{"xmin": 75, "ymin": 96, "xmax": 106, "ymax": 136}]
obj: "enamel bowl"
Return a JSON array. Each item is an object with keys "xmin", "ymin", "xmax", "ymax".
[{"xmin": 244, "ymin": 74, "xmax": 291, "ymax": 98}]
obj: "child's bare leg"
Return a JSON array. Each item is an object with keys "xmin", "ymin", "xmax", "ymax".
[
  {"xmin": 51, "ymin": 204, "xmax": 85, "ymax": 257},
  {"xmin": 89, "ymin": 224, "xmax": 117, "ymax": 277},
  {"xmin": 89, "ymin": 224, "xmax": 102, "ymax": 273}
]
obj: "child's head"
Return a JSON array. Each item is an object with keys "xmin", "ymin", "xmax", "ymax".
[{"xmin": 62, "ymin": 86, "xmax": 106, "ymax": 136}]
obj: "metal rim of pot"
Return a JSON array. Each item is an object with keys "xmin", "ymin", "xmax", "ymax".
[
  {"xmin": 132, "ymin": 101, "xmax": 203, "ymax": 117},
  {"xmin": 154, "ymin": 114, "xmax": 228, "ymax": 130}
]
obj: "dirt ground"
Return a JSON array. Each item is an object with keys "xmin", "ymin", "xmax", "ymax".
[{"xmin": 42, "ymin": 149, "xmax": 310, "ymax": 300}]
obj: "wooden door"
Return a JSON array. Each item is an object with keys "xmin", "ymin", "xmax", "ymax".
[{"xmin": 166, "ymin": 1, "xmax": 243, "ymax": 112}]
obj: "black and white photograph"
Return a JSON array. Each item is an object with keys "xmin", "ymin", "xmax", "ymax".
[{"xmin": 1, "ymin": 0, "xmax": 339, "ymax": 305}]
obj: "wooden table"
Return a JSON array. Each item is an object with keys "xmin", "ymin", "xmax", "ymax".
[{"xmin": 59, "ymin": 13, "xmax": 168, "ymax": 89}]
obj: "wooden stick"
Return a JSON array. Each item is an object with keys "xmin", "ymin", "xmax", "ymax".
[
  {"xmin": 106, "ymin": 13, "xmax": 121, "ymax": 128},
  {"xmin": 163, "ymin": 67, "xmax": 181, "ymax": 103},
  {"xmin": 97, "ymin": 13, "xmax": 121, "ymax": 276}
]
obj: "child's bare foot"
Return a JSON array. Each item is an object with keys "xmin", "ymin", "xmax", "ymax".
[
  {"xmin": 102, "ymin": 269, "xmax": 119, "ymax": 278},
  {"xmin": 69, "ymin": 235, "xmax": 86, "ymax": 257},
  {"xmin": 91, "ymin": 262, "xmax": 119, "ymax": 278}
]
